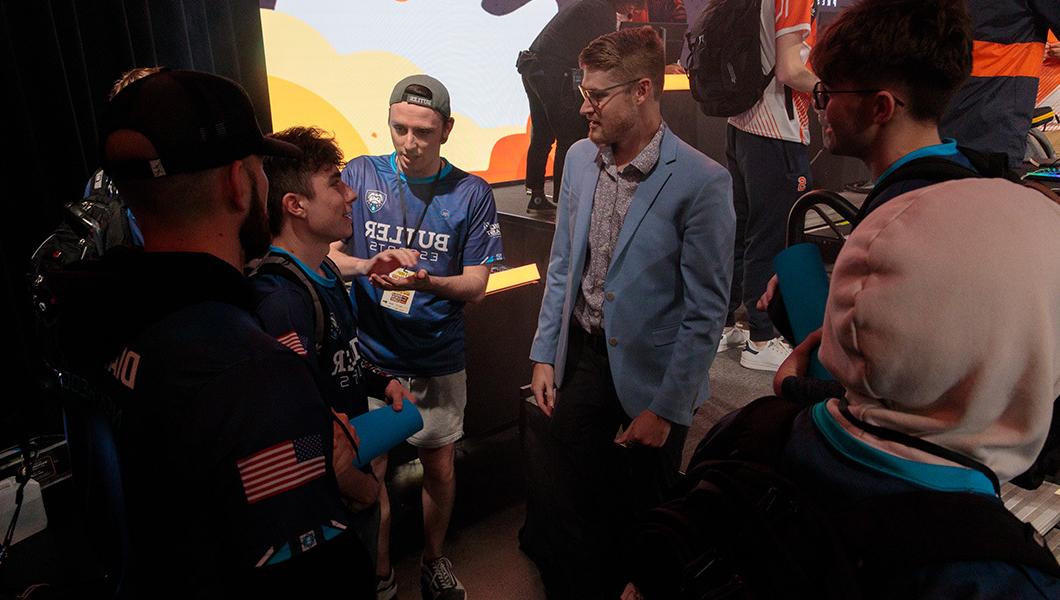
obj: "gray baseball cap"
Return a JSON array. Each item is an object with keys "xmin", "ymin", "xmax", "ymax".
[{"xmin": 389, "ymin": 74, "xmax": 451, "ymax": 119}]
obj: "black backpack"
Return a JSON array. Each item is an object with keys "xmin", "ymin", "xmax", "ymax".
[
  {"xmin": 625, "ymin": 396, "xmax": 1060, "ymax": 600},
  {"xmin": 247, "ymin": 251, "xmax": 350, "ymax": 357},
  {"xmin": 686, "ymin": 0, "xmax": 774, "ymax": 117}
]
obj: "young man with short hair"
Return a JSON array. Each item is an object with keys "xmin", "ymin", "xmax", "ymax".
[
  {"xmin": 251, "ymin": 127, "xmax": 418, "ymax": 553},
  {"xmin": 529, "ymin": 26, "xmax": 734, "ymax": 597},
  {"xmin": 811, "ymin": 0, "xmax": 975, "ymax": 204},
  {"xmin": 329, "ymin": 75, "xmax": 503, "ymax": 600},
  {"xmin": 807, "ymin": 0, "xmax": 986, "ymax": 216},
  {"xmin": 769, "ymin": 0, "xmax": 980, "ymax": 400}
]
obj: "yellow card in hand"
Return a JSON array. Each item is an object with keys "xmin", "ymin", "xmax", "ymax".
[{"xmin": 380, "ymin": 268, "xmax": 416, "ymax": 314}]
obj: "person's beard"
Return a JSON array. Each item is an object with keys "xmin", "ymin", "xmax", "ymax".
[{"xmin": 238, "ymin": 176, "xmax": 271, "ymax": 261}]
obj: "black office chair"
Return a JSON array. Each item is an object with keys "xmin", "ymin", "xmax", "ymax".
[
  {"xmin": 785, "ymin": 189, "xmax": 859, "ymax": 265},
  {"xmin": 1027, "ymin": 105, "xmax": 1058, "ymax": 163}
]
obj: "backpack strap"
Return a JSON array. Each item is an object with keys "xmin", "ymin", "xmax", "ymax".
[
  {"xmin": 835, "ymin": 399, "xmax": 1001, "ymax": 495},
  {"xmin": 827, "ymin": 399, "xmax": 1060, "ymax": 574},
  {"xmin": 838, "ymin": 490, "xmax": 1060, "ymax": 578},
  {"xmin": 856, "ymin": 156, "xmax": 982, "ymax": 225},
  {"xmin": 954, "ymin": 146, "xmax": 1018, "ymax": 180},
  {"xmin": 784, "ymin": 84, "xmax": 794, "ymax": 122},
  {"xmin": 320, "ymin": 255, "xmax": 357, "ymax": 319},
  {"xmin": 857, "ymin": 147, "xmax": 1020, "ymax": 226},
  {"xmin": 249, "ymin": 253, "xmax": 326, "ymax": 355}
]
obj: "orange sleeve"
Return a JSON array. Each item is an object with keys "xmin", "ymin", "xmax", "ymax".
[{"xmin": 775, "ymin": 0, "xmax": 813, "ymax": 35}]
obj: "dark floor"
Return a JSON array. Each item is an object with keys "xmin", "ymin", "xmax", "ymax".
[
  {"xmin": 383, "ymin": 344, "xmax": 773, "ymax": 600},
  {"xmin": 491, "ymin": 180, "xmax": 556, "ymax": 224}
]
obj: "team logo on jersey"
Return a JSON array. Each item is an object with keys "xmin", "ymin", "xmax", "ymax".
[
  {"xmin": 365, "ymin": 190, "xmax": 387, "ymax": 213},
  {"xmin": 440, "ymin": 209, "xmax": 451, "ymax": 218},
  {"xmin": 484, "ymin": 222, "xmax": 501, "ymax": 238}
]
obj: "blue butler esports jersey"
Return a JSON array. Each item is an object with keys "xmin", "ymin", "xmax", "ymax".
[
  {"xmin": 251, "ymin": 246, "xmax": 394, "ymax": 417},
  {"xmin": 340, "ymin": 153, "xmax": 503, "ymax": 377}
]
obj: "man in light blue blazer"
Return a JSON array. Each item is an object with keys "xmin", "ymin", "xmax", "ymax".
[{"xmin": 527, "ymin": 26, "xmax": 734, "ymax": 597}]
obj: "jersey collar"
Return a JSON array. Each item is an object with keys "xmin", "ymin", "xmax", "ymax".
[
  {"xmin": 267, "ymin": 245, "xmax": 337, "ymax": 288},
  {"xmin": 810, "ymin": 402, "xmax": 996, "ymax": 496},
  {"xmin": 388, "ymin": 152, "xmax": 453, "ymax": 184},
  {"xmin": 876, "ymin": 138, "xmax": 959, "ymax": 184}
]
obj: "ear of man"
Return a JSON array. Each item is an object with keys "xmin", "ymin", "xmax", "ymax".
[
  {"xmin": 870, "ymin": 91, "xmax": 901, "ymax": 126},
  {"xmin": 440, "ymin": 117, "xmax": 455, "ymax": 145},
  {"xmin": 634, "ymin": 78, "xmax": 652, "ymax": 105},
  {"xmin": 224, "ymin": 158, "xmax": 255, "ymax": 215},
  {"xmin": 282, "ymin": 191, "xmax": 308, "ymax": 219}
]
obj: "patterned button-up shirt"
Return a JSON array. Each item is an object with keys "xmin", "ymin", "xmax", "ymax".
[{"xmin": 574, "ymin": 123, "xmax": 666, "ymax": 334}]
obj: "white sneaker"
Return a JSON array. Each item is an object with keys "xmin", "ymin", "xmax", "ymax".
[
  {"xmin": 740, "ymin": 337, "xmax": 792, "ymax": 371},
  {"xmin": 718, "ymin": 326, "xmax": 750, "ymax": 352}
]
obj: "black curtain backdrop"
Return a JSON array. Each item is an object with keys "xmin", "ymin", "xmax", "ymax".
[{"xmin": 0, "ymin": 0, "xmax": 275, "ymax": 446}]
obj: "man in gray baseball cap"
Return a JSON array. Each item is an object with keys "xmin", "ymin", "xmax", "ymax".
[{"xmin": 330, "ymin": 73, "xmax": 504, "ymax": 600}]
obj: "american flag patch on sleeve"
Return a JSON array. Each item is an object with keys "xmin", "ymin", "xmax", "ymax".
[
  {"xmin": 238, "ymin": 434, "xmax": 326, "ymax": 504},
  {"xmin": 276, "ymin": 331, "xmax": 307, "ymax": 356}
]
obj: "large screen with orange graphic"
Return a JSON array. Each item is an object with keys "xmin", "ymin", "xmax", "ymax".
[
  {"xmin": 262, "ymin": 1, "xmax": 1060, "ymax": 185},
  {"xmin": 262, "ymin": 0, "xmax": 567, "ymax": 184}
]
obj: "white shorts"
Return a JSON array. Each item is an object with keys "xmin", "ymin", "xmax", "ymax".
[{"xmin": 368, "ymin": 370, "xmax": 467, "ymax": 449}]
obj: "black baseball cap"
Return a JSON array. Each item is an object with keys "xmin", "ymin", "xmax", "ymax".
[{"xmin": 101, "ymin": 69, "xmax": 300, "ymax": 179}]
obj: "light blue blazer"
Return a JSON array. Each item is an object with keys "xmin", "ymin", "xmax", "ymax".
[{"xmin": 529, "ymin": 127, "xmax": 735, "ymax": 426}]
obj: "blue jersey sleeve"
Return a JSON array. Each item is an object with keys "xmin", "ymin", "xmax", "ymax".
[
  {"xmin": 462, "ymin": 181, "xmax": 504, "ymax": 266},
  {"xmin": 251, "ymin": 275, "xmax": 318, "ymax": 364}
]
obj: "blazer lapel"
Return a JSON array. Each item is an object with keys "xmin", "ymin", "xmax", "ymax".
[{"xmin": 607, "ymin": 129, "xmax": 677, "ymax": 279}]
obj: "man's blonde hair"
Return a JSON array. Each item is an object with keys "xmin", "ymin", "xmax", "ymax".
[{"xmin": 579, "ymin": 26, "xmax": 665, "ymax": 100}]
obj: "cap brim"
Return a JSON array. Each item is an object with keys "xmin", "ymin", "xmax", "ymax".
[{"xmin": 261, "ymin": 136, "xmax": 302, "ymax": 158}]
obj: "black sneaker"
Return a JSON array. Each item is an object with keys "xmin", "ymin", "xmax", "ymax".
[
  {"xmin": 526, "ymin": 193, "xmax": 556, "ymax": 214},
  {"xmin": 526, "ymin": 187, "xmax": 553, "ymax": 200},
  {"xmin": 420, "ymin": 556, "xmax": 466, "ymax": 600}
]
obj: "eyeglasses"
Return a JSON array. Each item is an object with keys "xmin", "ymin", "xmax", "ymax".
[
  {"xmin": 578, "ymin": 78, "xmax": 642, "ymax": 112},
  {"xmin": 812, "ymin": 81, "xmax": 906, "ymax": 110}
]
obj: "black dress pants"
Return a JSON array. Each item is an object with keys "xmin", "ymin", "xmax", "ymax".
[{"xmin": 531, "ymin": 325, "xmax": 687, "ymax": 599}]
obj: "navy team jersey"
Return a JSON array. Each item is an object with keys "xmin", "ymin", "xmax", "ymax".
[
  {"xmin": 340, "ymin": 153, "xmax": 503, "ymax": 376},
  {"xmin": 251, "ymin": 246, "xmax": 391, "ymax": 417},
  {"xmin": 53, "ymin": 250, "xmax": 361, "ymax": 590}
]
